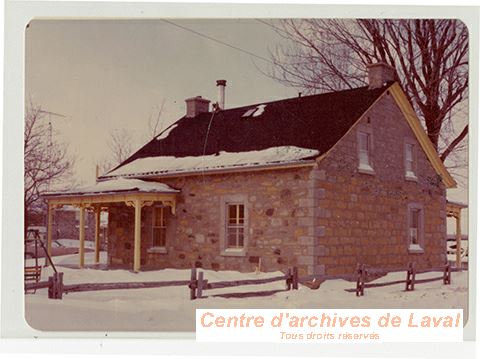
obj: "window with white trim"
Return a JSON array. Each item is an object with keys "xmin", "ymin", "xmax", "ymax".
[
  {"xmin": 357, "ymin": 130, "xmax": 374, "ymax": 173},
  {"xmin": 407, "ymin": 204, "xmax": 424, "ymax": 253},
  {"xmin": 405, "ymin": 142, "xmax": 417, "ymax": 180},
  {"xmin": 226, "ymin": 203, "xmax": 245, "ymax": 249},
  {"xmin": 152, "ymin": 207, "xmax": 167, "ymax": 248}
]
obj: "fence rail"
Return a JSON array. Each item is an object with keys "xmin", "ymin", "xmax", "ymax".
[
  {"xmin": 63, "ymin": 280, "xmax": 191, "ymax": 293},
  {"xmin": 26, "ymin": 262, "xmax": 455, "ymax": 300},
  {"xmin": 350, "ymin": 262, "xmax": 454, "ymax": 296},
  {"xmin": 25, "ymin": 266, "xmax": 299, "ymax": 300}
]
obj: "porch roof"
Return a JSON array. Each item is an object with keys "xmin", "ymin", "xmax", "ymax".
[
  {"xmin": 44, "ymin": 178, "xmax": 179, "ymax": 272},
  {"xmin": 43, "ymin": 178, "xmax": 179, "ymax": 209},
  {"xmin": 45, "ymin": 178, "xmax": 178, "ymax": 197},
  {"xmin": 446, "ymin": 200, "xmax": 468, "ymax": 218}
]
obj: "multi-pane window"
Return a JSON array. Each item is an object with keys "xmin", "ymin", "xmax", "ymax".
[
  {"xmin": 226, "ymin": 204, "xmax": 245, "ymax": 249},
  {"xmin": 408, "ymin": 205, "xmax": 424, "ymax": 252},
  {"xmin": 152, "ymin": 207, "xmax": 166, "ymax": 248},
  {"xmin": 409, "ymin": 208, "xmax": 420, "ymax": 245},
  {"xmin": 358, "ymin": 131, "xmax": 371, "ymax": 169},
  {"xmin": 405, "ymin": 143, "xmax": 416, "ymax": 178}
]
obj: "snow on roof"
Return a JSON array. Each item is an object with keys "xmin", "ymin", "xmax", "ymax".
[
  {"xmin": 157, "ymin": 124, "xmax": 178, "ymax": 140},
  {"xmin": 44, "ymin": 178, "xmax": 178, "ymax": 197},
  {"xmin": 446, "ymin": 200, "xmax": 468, "ymax": 209},
  {"xmin": 242, "ymin": 104, "xmax": 266, "ymax": 118},
  {"xmin": 105, "ymin": 146, "xmax": 319, "ymax": 178}
]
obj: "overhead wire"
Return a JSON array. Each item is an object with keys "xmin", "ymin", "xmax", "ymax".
[{"xmin": 161, "ymin": 19, "xmax": 275, "ymax": 65}]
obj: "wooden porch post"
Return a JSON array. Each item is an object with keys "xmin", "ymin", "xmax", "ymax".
[
  {"xmin": 94, "ymin": 206, "xmax": 101, "ymax": 264},
  {"xmin": 456, "ymin": 212, "xmax": 462, "ymax": 269},
  {"xmin": 46, "ymin": 204, "xmax": 53, "ymax": 264},
  {"xmin": 133, "ymin": 199, "xmax": 142, "ymax": 272},
  {"xmin": 79, "ymin": 206, "xmax": 85, "ymax": 268}
]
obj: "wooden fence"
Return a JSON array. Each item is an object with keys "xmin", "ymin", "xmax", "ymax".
[
  {"xmin": 24, "ymin": 267, "xmax": 299, "ymax": 300},
  {"xmin": 351, "ymin": 262, "xmax": 453, "ymax": 297},
  {"xmin": 25, "ymin": 262, "xmax": 456, "ymax": 300}
]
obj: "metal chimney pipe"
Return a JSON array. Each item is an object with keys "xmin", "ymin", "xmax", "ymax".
[{"xmin": 216, "ymin": 79, "xmax": 227, "ymax": 110}]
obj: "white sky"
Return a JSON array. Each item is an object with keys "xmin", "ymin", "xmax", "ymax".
[
  {"xmin": 25, "ymin": 19, "xmax": 298, "ymax": 183},
  {"xmin": 25, "ymin": 19, "xmax": 468, "ymax": 233}
]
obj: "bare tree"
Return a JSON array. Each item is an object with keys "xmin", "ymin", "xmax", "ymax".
[
  {"xmin": 147, "ymin": 99, "xmax": 166, "ymax": 140},
  {"xmin": 99, "ymin": 100, "xmax": 168, "ymax": 176},
  {"xmin": 108, "ymin": 128, "xmax": 134, "ymax": 165},
  {"xmin": 24, "ymin": 102, "xmax": 73, "ymax": 234},
  {"xmin": 98, "ymin": 128, "xmax": 135, "ymax": 176},
  {"xmin": 266, "ymin": 19, "xmax": 468, "ymax": 163}
]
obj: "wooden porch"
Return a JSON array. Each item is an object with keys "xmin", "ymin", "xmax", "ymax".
[
  {"xmin": 43, "ymin": 178, "xmax": 178, "ymax": 272},
  {"xmin": 446, "ymin": 200, "xmax": 468, "ymax": 269}
]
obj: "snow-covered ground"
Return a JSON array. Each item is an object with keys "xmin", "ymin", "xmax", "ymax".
[
  {"xmin": 54, "ymin": 239, "xmax": 97, "ymax": 250},
  {"xmin": 25, "ymin": 252, "xmax": 468, "ymax": 332},
  {"xmin": 446, "ymin": 239, "xmax": 469, "ymax": 263}
]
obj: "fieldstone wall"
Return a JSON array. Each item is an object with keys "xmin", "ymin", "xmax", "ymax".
[
  {"xmin": 107, "ymin": 91, "xmax": 448, "ymax": 277},
  {"xmin": 314, "ymin": 92, "xmax": 447, "ymax": 275},
  {"xmin": 107, "ymin": 167, "xmax": 317, "ymax": 276}
]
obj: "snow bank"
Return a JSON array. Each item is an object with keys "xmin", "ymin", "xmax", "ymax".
[
  {"xmin": 106, "ymin": 146, "xmax": 319, "ymax": 178},
  {"xmin": 25, "ymin": 252, "xmax": 468, "ymax": 332}
]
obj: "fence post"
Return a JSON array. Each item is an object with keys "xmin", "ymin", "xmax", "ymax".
[
  {"xmin": 197, "ymin": 271, "xmax": 204, "ymax": 299},
  {"xmin": 443, "ymin": 263, "xmax": 451, "ymax": 285},
  {"xmin": 360, "ymin": 265, "xmax": 366, "ymax": 296},
  {"xmin": 292, "ymin": 267, "xmax": 299, "ymax": 290},
  {"xmin": 405, "ymin": 263, "xmax": 416, "ymax": 291},
  {"xmin": 56, "ymin": 272, "xmax": 64, "ymax": 299},
  {"xmin": 405, "ymin": 264, "xmax": 411, "ymax": 291},
  {"xmin": 356, "ymin": 264, "xmax": 365, "ymax": 297},
  {"xmin": 47, "ymin": 272, "xmax": 64, "ymax": 299},
  {"xmin": 47, "ymin": 276, "xmax": 54, "ymax": 299},
  {"xmin": 189, "ymin": 267, "xmax": 197, "ymax": 300},
  {"xmin": 286, "ymin": 268, "xmax": 292, "ymax": 290},
  {"xmin": 410, "ymin": 263, "xmax": 416, "ymax": 291}
]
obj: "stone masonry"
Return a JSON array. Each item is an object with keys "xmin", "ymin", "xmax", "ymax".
[
  {"xmin": 108, "ymin": 167, "xmax": 318, "ymax": 277},
  {"xmin": 107, "ymin": 90, "xmax": 447, "ymax": 277},
  {"xmin": 313, "ymin": 91, "xmax": 447, "ymax": 275}
]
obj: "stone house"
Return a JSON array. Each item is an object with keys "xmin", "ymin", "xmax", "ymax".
[{"xmin": 44, "ymin": 63, "xmax": 456, "ymax": 278}]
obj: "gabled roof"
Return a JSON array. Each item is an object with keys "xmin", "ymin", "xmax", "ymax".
[
  {"xmin": 103, "ymin": 85, "xmax": 389, "ymax": 178},
  {"xmin": 101, "ymin": 82, "xmax": 456, "ymax": 188}
]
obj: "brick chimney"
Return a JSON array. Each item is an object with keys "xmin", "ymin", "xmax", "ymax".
[
  {"xmin": 185, "ymin": 96, "xmax": 210, "ymax": 118},
  {"xmin": 367, "ymin": 62, "xmax": 395, "ymax": 89}
]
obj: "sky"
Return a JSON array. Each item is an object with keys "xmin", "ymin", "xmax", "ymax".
[
  {"xmin": 25, "ymin": 19, "xmax": 298, "ymax": 185},
  {"xmin": 25, "ymin": 19, "xmax": 468, "ymax": 233}
]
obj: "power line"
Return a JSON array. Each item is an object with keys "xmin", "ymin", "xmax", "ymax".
[{"xmin": 161, "ymin": 19, "xmax": 275, "ymax": 65}]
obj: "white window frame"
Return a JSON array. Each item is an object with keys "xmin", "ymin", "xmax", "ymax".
[
  {"xmin": 220, "ymin": 194, "xmax": 249, "ymax": 257},
  {"xmin": 226, "ymin": 203, "xmax": 245, "ymax": 249},
  {"xmin": 150, "ymin": 206, "xmax": 167, "ymax": 253},
  {"xmin": 357, "ymin": 127, "xmax": 375, "ymax": 175},
  {"xmin": 404, "ymin": 139, "xmax": 418, "ymax": 181},
  {"xmin": 407, "ymin": 203, "xmax": 424, "ymax": 254}
]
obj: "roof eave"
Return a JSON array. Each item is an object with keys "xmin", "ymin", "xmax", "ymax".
[
  {"xmin": 43, "ymin": 189, "xmax": 179, "ymax": 199},
  {"xmin": 98, "ymin": 159, "xmax": 317, "ymax": 181}
]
